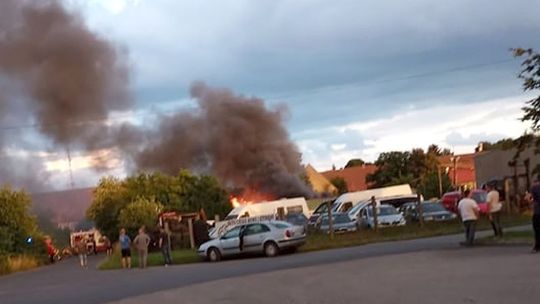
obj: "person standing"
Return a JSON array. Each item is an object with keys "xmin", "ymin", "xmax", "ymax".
[
  {"xmin": 133, "ymin": 227, "xmax": 151, "ymax": 269},
  {"xmin": 76, "ymin": 237, "xmax": 88, "ymax": 268},
  {"xmin": 486, "ymin": 183, "xmax": 503, "ymax": 237},
  {"xmin": 526, "ymin": 178, "xmax": 540, "ymax": 253},
  {"xmin": 458, "ymin": 189, "xmax": 480, "ymax": 246},
  {"xmin": 119, "ymin": 228, "xmax": 132, "ymax": 269},
  {"xmin": 158, "ymin": 228, "xmax": 172, "ymax": 266},
  {"xmin": 103, "ymin": 236, "xmax": 113, "ymax": 257}
]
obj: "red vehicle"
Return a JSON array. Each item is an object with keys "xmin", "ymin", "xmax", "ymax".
[{"xmin": 441, "ymin": 190, "xmax": 489, "ymax": 215}]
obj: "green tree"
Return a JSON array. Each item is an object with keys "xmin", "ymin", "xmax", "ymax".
[
  {"xmin": 86, "ymin": 177, "xmax": 129, "ymax": 241},
  {"xmin": 345, "ymin": 158, "xmax": 366, "ymax": 168},
  {"xmin": 118, "ymin": 197, "xmax": 163, "ymax": 237},
  {"xmin": 87, "ymin": 171, "xmax": 231, "ymax": 240},
  {"xmin": 329, "ymin": 177, "xmax": 348, "ymax": 194},
  {"xmin": 0, "ymin": 187, "xmax": 41, "ymax": 255},
  {"xmin": 478, "ymin": 138, "xmax": 516, "ymax": 151},
  {"xmin": 512, "ymin": 48, "xmax": 540, "ymax": 177},
  {"xmin": 367, "ymin": 151, "xmax": 413, "ymax": 187}
]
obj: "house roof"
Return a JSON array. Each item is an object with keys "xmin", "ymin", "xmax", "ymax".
[
  {"xmin": 321, "ymin": 165, "xmax": 377, "ymax": 192},
  {"xmin": 305, "ymin": 164, "xmax": 337, "ymax": 194}
]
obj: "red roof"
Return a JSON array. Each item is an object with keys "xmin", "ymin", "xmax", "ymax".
[{"xmin": 321, "ymin": 165, "xmax": 377, "ymax": 192}]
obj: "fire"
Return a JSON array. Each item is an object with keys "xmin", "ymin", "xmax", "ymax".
[
  {"xmin": 229, "ymin": 190, "xmax": 274, "ymax": 208},
  {"xmin": 230, "ymin": 196, "xmax": 254, "ymax": 208}
]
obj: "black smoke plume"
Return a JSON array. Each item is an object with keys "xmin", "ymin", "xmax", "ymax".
[{"xmin": 132, "ymin": 82, "xmax": 312, "ymax": 199}]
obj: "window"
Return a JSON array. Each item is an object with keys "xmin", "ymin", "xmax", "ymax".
[
  {"xmin": 222, "ymin": 226, "xmax": 241, "ymax": 239},
  {"xmin": 339, "ymin": 202, "xmax": 353, "ymax": 213},
  {"xmin": 245, "ymin": 224, "xmax": 270, "ymax": 235},
  {"xmin": 287, "ymin": 205, "xmax": 303, "ymax": 214}
]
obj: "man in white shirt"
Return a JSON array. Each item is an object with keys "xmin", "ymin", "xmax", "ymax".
[
  {"xmin": 458, "ymin": 189, "xmax": 480, "ymax": 246},
  {"xmin": 486, "ymin": 183, "xmax": 503, "ymax": 237}
]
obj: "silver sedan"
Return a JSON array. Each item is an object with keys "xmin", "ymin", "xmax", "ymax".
[{"xmin": 197, "ymin": 221, "xmax": 306, "ymax": 262}]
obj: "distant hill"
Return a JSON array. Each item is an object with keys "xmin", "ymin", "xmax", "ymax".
[{"xmin": 31, "ymin": 187, "xmax": 94, "ymax": 226}]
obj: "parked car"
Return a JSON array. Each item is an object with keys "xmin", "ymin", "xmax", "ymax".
[
  {"xmin": 347, "ymin": 201, "xmax": 371, "ymax": 221},
  {"xmin": 399, "ymin": 202, "xmax": 457, "ymax": 222},
  {"xmin": 197, "ymin": 221, "xmax": 306, "ymax": 262},
  {"xmin": 357, "ymin": 205, "xmax": 406, "ymax": 229},
  {"xmin": 285, "ymin": 213, "xmax": 308, "ymax": 231},
  {"xmin": 441, "ymin": 190, "xmax": 489, "ymax": 215},
  {"xmin": 308, "ymin": 200, "xmax": 333, "ymax": 228},
  {"xmin": 317, "ymin": 213, "xmax": 357, "ymax": 233}
]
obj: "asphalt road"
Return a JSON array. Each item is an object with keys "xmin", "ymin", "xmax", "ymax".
[{"xmin": 0, "ymin": 228, "xmax": 530, "ymax": 304}]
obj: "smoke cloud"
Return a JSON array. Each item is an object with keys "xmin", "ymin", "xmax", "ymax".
[
  {"xmin": 0, "ymin": 1, "xmax": 311, "ymax": 199},
  {"xmin": 132, "ymin": 82, "xmax": 312, "ymax": 199},
  {"xmin": 0, "ymin": 0, "xmax": 132, "ymax": 190}
]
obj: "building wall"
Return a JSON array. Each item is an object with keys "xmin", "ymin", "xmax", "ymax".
[{"xmin": 475, "ymin": 147, "xmax": 539, "ymax": 189}]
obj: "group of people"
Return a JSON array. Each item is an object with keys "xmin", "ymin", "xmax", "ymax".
[
  {"xmin": 118, "ymin": 226, "xmax": 172, "ymax": 269},
  {"xmin": 457, "ymin": 177, "xmax": 540, "ymax": 253}
]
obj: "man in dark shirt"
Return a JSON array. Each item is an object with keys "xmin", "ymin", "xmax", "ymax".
[
  {"xmin": 528, "ymin": 177, "xmax": 540, "ymax": 253},
  {"xmin": 158, "ymin": 227, "xmax": 172, "ymax": 266}
]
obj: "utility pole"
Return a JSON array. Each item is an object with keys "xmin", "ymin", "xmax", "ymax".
[
  {"xmin": 417, "ymin": 192, "xmax": 424, "ymax": 228},
  {"xmin": 327, "ymin": 200, "xmax": 334, "ymax": 240},
  {"xmin": 371, "ymin": 196, "xmax": 378, "ymax": 232},
  {"xmin": 437, "ymin": 166, "xmax": 443, "ymax": 197}
]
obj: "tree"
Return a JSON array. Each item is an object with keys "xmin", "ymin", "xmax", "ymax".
[
  {"xmin": 0, "ymin": 187, "xmax": 41, "ymax": 255},
  {"xmin": 512, "ymin": 48, "xmax": 540, "ymax": 177},
  {"xmin": 87, "ymin": 171, "xmax": 231, "ymax": 240},
  {"xmin": 345, "ymin": 159, "xmax": 365, "ymax": 168},
  {"xmin": 478, "ymin": 138, "xmax": 516, "ymax": 151},
  {"xmin": 86, "ymin": 177, "xmax": 129, "ymax": 241},
  {"xmin": 367, "ymin": 151, "xmax": 413, "ymax": 187},
  {"xmin": 330, "ymin": 177, "xmax": 348, "ymax": 194},
  {"xmin": 118, "ymin": 197, "xmax": 163, "ymax": 237}
]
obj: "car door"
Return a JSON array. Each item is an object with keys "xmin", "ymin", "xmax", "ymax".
[
  {"xmin": 220, "ymin": 226, "xmax": 242, "ymax": 256},
  {"xmin": 243, "ymin": 224, "xmax": 270, "ymax": 253}
]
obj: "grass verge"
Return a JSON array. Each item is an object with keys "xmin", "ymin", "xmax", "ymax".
[
  {"xmin": 476, "ymin": 230, "xmax": 534, "ymax": 246},
  {"xmin": 300, "ymin": 214, "xmax": 531, "ymax": 252},
  {"xmin": 0, "ymin": 255, "xmax": 43, "ymax": 276},
  {"xmin": 99, "ymin": 214, "xmax": 531, "ymax": 269}
]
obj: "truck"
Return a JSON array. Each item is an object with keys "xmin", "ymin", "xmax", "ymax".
[{"xmin": 331, "ymin": 184, "xmax": 414, "ymax": 213}]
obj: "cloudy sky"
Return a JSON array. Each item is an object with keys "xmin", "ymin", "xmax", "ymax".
[{"xmin": 41, "ymin": 0, "xmax": 540, "ymax": 187}]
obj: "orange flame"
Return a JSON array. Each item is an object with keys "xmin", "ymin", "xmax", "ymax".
[{"xmin": 230, "ymin": 196, "xmax": 254, "ymax": 208}]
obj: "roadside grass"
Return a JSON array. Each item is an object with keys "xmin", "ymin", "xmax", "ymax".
[
  {"xmin": 99, "ymin": 214, "xmax": 531, "ymax": 269},
  {"xmin": 0, "ymin": 255, "xmax": 42, "ymax": 276},
  {"xmin": 300, "ymin": 214, "xmax": 531, "ymax": 252},
  {"xmin": 99, "ymin": 248, "xmax": 199, "ymax": 270},
  {"xmin": 476, "ymin": 230, "xmax": 534, "ymax": 246}
]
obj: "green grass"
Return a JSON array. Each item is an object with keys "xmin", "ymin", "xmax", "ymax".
[
  {"xmin": 476, "ymin": 230, "xmax": 534, "ymax": 246},
  {"xmin": 0, "ymin": 255, "xmax": 43, "ymax": 276},
  {"xmin": 300, "ymin": 214, "xmax": 531, "ymax": 252},
  {"xmin": 99, "ymin": 249, "xmax": 200, "ymax": 270},
  {"xmin": 99, "ymin": 214, "xmax": 531, "ymax": 270}
]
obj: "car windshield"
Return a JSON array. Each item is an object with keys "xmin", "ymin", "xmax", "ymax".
[
  {"xmin": 348, "ymin": 202, "xmax": 368, "ymax": 216},
  {"xmin": 472, "ymin": 192, "xmax": 487, "ymax": 203},
  {"xmin": 314, "ymin": 202, "xmax": 329, "ymax": 214},
  {"xmin": 422, "ymin": 203, "xmax": 446, "ymax": 213},
  {"xmin": 368, "ymin": 206, "xmax": 398, "ymax": 216}
]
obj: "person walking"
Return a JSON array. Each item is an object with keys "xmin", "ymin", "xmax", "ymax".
[
  {"xmin": 486, "ymin": 183, "xmax": 503, "ymax": 237},
  {"xmin": 119, "ymin": 228, "xmax": 132, "ymax": 269},
  {"xmin": 76, "ymin": 237, "xmax": 88, "ymax": 268},
  {"xmin": 526, "ymin": 177, "xmax": 540, "ymax": 253},
  {"xmin": 458, "ymin": 189, "xmax": 480, "ymax": 246},
  {"xmin": 133, "ymin": 227, "xmax": 151, "ymax": 269},
  {"xmin": 103, "ymin": 236, "xmax": 113, "ymax": 257},
  {"xmin": 158, "ymin": 227, "xmax": 172, "ymax": 266}
]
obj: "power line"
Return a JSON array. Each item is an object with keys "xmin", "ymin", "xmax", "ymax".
[{"xmin": 0, "ymin": 58, "xmax": 518, "ymax": 132}]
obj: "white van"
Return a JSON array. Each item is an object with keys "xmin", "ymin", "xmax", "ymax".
[
  {"xmin": 332, "ymin": 184, "xmax": 413, "ymax": 213},
  {"xmin": 223, "ymin": 197, "xmax": 310, "ymax": 220}
]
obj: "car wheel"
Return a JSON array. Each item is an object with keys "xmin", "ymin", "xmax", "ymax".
[
  {"xmin": 264, "ymin": 242, "xmax": 279, "ymax": 257},
  {"xmin": 207, "ymin": 247, "xmax": 221, "ymax": 262}
]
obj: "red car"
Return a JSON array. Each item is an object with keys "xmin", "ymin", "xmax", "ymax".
[{"xmin": 441, "ymin": 190, "xmax": 489, "ymax": 215}]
